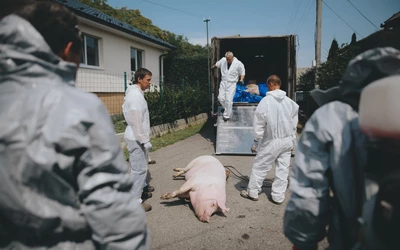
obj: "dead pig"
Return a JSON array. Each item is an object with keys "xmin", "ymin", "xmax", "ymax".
[{"xmin": 160, "ymin": 155, "xmax": 230, "ymax": 223}]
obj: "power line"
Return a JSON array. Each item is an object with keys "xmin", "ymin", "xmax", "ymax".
[
  {"xmin": 141, "ymin": 0, "xmax": 204, "ymax": 19},
  {"xmin": 294, "ymin": 0, "xmax": 313, "ymax": 34},
  {"xmin": 322, "ymin": 0, "xmax": 364, "ymax": 38},
  {"xmin": 286, "ymin": 0, "xmax": 301, "ymax": 33},
  {"xmin": 347, "ymin": 0, "xmax": 379, "ymax": 30}
]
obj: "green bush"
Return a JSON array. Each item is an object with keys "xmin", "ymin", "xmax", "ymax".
[{"xmin": 146, "ymin": 84, "xmax": 210, "ymax": 126}]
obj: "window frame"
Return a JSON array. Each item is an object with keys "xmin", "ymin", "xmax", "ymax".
[
  {"xmin": 81, "ymin": 33, "xmax": 100, "ymax": 67},
  {"xmin": 130, "ymin": 47, "xmax": 143, "ymax": 72}
]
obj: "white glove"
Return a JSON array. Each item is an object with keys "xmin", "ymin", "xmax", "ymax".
[
  {"xmin": 143, "ymin": 141, "xmax": 152, "ymax": 150},
  {"xmin": 250, "ymin": 140, "xmax": 258, "ymax": 153}
]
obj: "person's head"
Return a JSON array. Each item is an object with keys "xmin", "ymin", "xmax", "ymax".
[
  {"xmin": 134, "ymin": 68, "xmax": 152, "ymax": 91},
  {"xmin": 15, "ymin": 1, "xmax": 82, "ymax": 67},
  {"xmin": 266, "ymin": 75, "xmax": 281, "ymax": 91},
  {"xmin": 225, "ymin": 51, "xmax": 234, "ymax": 64}
]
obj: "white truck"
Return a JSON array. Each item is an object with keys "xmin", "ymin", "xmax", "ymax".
[{"xmin": 211, "ymin": 35, "xmax": 297, "ymax": 154}]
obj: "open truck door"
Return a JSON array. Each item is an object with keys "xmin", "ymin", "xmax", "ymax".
[{"xmin": 212, "ymin": 35, "xmax": 297, "ymax": 155}]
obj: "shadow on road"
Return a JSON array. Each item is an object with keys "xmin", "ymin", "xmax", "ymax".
[
  {"xmin": 160, "ymin": 199, "xmax": 190, "ymax": 207},
  {"xmin": 198, "ymin": 116, "xmax": 217, "ymax": 151}
]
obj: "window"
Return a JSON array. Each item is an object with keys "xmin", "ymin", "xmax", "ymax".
[
  {"xmin": 81, "ymin": 34, "xmax": 99, "ymax": 66},
  {"xmin": 130, "ymin": 48, "xmax": 143, "ymax": 72}
]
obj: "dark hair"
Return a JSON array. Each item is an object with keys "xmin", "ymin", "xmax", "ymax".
[
  {"xmin": 267, "ymin": 75, "xmax": 281, "ymax": 86},
  {"xmin": 15, "ymin": 1, "xmax": 81, "ymax": 55},
  {"xmin": 0, "ymin": 0, "xmax": 34, "ymax": 19},
  {"xmin": 134, "ymin": 68, "xmax": 152, "ymax": 83}
]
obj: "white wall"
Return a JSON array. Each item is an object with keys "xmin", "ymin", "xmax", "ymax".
[{"xmin": 76, "ymin": 18, "xmax": 168, "ymax": 92}]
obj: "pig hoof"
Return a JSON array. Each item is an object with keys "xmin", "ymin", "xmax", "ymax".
[
  {"xmin": 160, "ymin": 193, "xmax": 172, "ymax": 199},
  {"xmin": 173, "ymin": 172, "xmax": 184, "ymax": 178}
]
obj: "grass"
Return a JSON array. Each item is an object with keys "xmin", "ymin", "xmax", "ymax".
[
  {"xmin": 114, "ymin": 120, "xmax": 126, "ymax": 134},
  {"xmin": 123, "ymin": 121, "xmax": 207, "ymax": 160}
]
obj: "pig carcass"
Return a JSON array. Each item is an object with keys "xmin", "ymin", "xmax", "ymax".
[{"xmin": 160, "ymin": 155, "xmax": 230, "ymax": 223}]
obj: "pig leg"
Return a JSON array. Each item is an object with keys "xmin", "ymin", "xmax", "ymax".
[
  {"xmin": 160, "ymin": 181, "xmax": 193, "ymax": 200},
  {"xmin": 172, "ymin": 159, "xmax": 198, "ymax": 178}
]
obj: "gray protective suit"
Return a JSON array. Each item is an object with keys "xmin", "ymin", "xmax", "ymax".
[
  {"xmin": 283, "ymin": 47, "xmax": 400, "ymax": 249},
  {"xmin": 0, "ymin": 15, "xmax": 149, "ymax": 249}
]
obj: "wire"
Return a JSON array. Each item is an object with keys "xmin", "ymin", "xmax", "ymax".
[
  {"xmin": 286, "ymin": 0, "xmax": 301, "ymax": 33},
  {"xmin": 348, "ymin": 0, "xmax": 379, "ymax": 30},
  {"xmin": 224, "ymin": 165, "xmax": 272, "ymax": 188},
  {"xmin": 294, "ymin": 0, "xmax": 313, "ymax": 34},
  {"xmin": 322, "ymin": 0, "xmax": 364, "ymax": 38},
  {"xmin": 141, "ymin": 0, "xmax": 204, "ymax": 19}
]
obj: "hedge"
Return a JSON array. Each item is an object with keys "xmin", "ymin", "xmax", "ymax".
[{"xmin": 146, "ymin": 84, "xmax": 210, "ymax": 127}]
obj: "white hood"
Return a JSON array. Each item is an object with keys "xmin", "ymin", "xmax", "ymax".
[{"xmin": 266, "ymin": 89, "xmax": 287, "ymax": 101}]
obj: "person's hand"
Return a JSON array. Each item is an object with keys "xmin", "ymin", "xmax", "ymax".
[
  {"xmin": 250, "ymin": 140, "xmax": 258, "ymax": 153},
  {"xmin": 143, "ymin": 141, "xmax": 152, "ymax": 150},
  {"xmin": 238, "ymin": 80, "xmax": 244, "ymax": 85}
]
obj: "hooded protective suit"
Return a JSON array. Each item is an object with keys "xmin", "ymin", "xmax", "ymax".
[
  {"xmin": 283, "ymin": 47, "xmax": 400, "ymax": 250},
  {"xmin": 215, "ymin": 56, "xmax": 245, "ymax": 119},
  {"xmin": 0, "ymin": 15, "xmax": 149, "ymax": 249},
  {"xmin": 122, "ymin": 84, "xmax": 150, "ymax": 202},
  {"xmin": 247, "ymin": 89, "xmax": 298, "ymax": 202}
]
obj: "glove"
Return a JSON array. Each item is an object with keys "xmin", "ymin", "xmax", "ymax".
[
  {"xmin": 250, "ymin": 140, "xmax": 258, "ymax": 153},
  {"xmin": 238, "ymin": 80, "xmax": 244, "ymax": 85},
  {"xmin": 143, "ymin": 141, "xmax": 152, "ymax": 150}
]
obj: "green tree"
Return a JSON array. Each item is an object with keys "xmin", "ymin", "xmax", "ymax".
[
  {"xmin": 297, "ymin": 68, "xmax": 315, "ymax": 92},
  {"xmin": 327, "ymin": 38, "xmax": 339, "ymax": 61},
  {"xmin": 350, "ymin": 32, "xmax": 357, "ymax": 45},
  {"xmin": 317, "ymin": 43, "xmax": 360, "ymax": 90}
]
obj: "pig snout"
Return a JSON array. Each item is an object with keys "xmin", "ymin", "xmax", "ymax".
[{"xmin": 195, "ymin": 199, "xmax": 229, "ymax": 223}]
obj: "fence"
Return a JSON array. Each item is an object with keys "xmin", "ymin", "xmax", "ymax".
[{"xmin": 76, "ymin": 68, "xmax": 210, "ymax": 117}]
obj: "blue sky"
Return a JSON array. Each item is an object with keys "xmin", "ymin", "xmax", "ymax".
[{"xmin": 108, "ymin": 0, "xmax": 399, "ymax": 68}]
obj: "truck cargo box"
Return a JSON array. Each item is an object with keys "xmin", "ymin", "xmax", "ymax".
[{"xmin": 212, "ymin": 35, "xmax": 296, "ymax": 155}]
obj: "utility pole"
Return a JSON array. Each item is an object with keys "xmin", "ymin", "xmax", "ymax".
[
  {"xmin": 204, "ymin": 17, "xmax": 211, "ymax": 103},
  {"xmin": 315, "ymin": 0, "xmax": 322, "ymax": 88}
]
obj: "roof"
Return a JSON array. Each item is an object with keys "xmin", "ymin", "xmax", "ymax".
[
  {"xmin": 381, "ymin": 11, "xmax": 400, "ymax": 29},
  {"xmin": 54, "ymin": 0, "xmax": 175, "ymax": 50}
]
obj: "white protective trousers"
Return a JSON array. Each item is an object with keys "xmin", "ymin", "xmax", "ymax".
[
  {"xmin": 218, "ymin": 80, "xmax": 237, "ymax": 119},
  {"xmin": 247, "ymin": 89, "xmax": 298, "ymax": 203},
  {"xmin": 126, "ymin": 139, "xmax": 148, "ymax": 203},
  {"xmin": 247, "ymin": 137, "xmax": 293, "ymax": 203}
]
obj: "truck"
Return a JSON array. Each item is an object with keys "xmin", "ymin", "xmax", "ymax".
[{"xmin": 211, "ymin": 35, "xmax": 297, "ymax": 155}]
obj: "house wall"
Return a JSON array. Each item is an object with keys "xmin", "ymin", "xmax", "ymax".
[
  {"xmin": 95, "ymin": 92, "xmax": 125, "ymax": 115},
  {"xmin": 76, "ymin": 18, "xmax": 166, "ymax": 93}
]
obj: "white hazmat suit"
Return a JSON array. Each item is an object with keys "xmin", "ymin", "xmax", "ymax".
[
  {"xmin": 215, "ymin": 57, "xmax": 245, "ymax": 119},
  {"xmin": 123, "ymin": 84, "xmax": 151, "ymax": 203},
  {"xmin": 247, "ymin": 89, "xmax": 298, "ymax": 203}
]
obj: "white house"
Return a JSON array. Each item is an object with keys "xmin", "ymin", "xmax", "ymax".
[{"xmin": 55, "ymin": 0, "xmax": 175, "ymax": 114}]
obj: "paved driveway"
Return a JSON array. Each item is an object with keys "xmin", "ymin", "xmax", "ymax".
[{"xmin": 144, "ymin": 119, "xmax": 326, "ymax": 250}]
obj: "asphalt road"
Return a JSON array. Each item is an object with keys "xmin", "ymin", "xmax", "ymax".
[{"xmin": 144, "ymin": 119, "xmax": 326, "ymax": 250}]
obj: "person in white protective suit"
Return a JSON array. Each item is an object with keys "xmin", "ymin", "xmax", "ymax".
[
  {"xmin": 123, "ymin": 68, "xmax": 154, "ymax": 212},
  {"xmin": 0, "ymin": 2, "xmax": 149, "ymax": 249},
  {"xmin": 240, "ymin": 75, "xmax": 299, "ymax": 204},
  {"xmin": 283, "ymin": 47, "xmax": 400, "ymax": 250},
  {"xmin": 211, "ymin": 51, "xmax": 245, "ymax": 121}
]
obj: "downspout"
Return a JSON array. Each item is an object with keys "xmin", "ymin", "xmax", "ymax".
[{"xmin": 159, "ymin": 53, "xmax": 167, "ymax": 104}]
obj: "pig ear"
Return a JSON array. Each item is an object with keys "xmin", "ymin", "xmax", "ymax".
[{"xmin": 217, "ymin": 201, "xmax": 230, "ymax": 213}]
